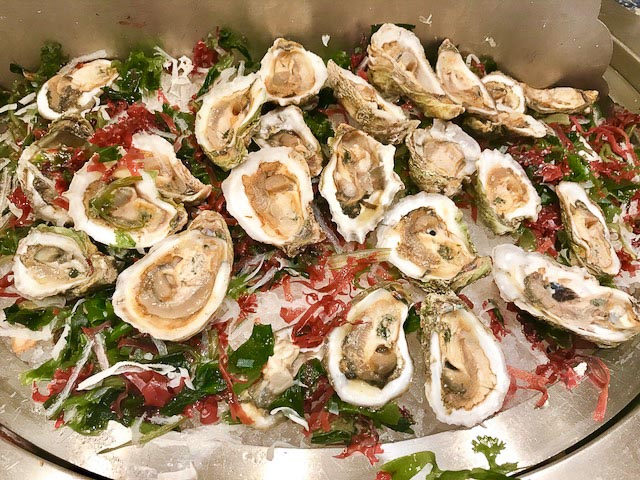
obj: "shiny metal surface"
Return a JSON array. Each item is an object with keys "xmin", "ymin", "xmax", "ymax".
[{"xmin": 0, "ymin": 1, "xmax": 639, "ymax": 479}]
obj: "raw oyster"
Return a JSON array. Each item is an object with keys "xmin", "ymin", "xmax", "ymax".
[
  {"xmin": 37, "ymin": 58, "xmax": 118, "ymax": 120},
  {"xmin": 131, "ymin": 132, "xmax": 211, "ymax": 204},
  {"xmin": 254, "ymin": 106, "xmax": 324, "ymax": 176},
  {"xmin": 376, "ymin": 192, "xmax": 491, "ymax": 290},
  {"xmin": 481, "ymin": 71, "xmax": 526, "ymax": 113},
  {"xmin": 367, "ymin": 23, "xmax": 464, "ymax": 120},
  {"xmin": 17, "ymin": 115, "xmax": 94, "ymax": 226},
  {"xmin": 319, "ymin": 124, "xmax": 403, "ymax": 243},
  {"xmin": 493, "ymin": 244, "xmax": 640, "ymax": 347},
  {"xmin": 221, "ymin": 146, "xmax": 323, "ymax": 256},
  {"xmin": 407, "ymin": 119, "xmax": 480, "ymax": 197},
  {"xmin": 435, "ymin": 39, "xmax": 497, "ymax": 116},
  {"xmin": 556, "ymin": 181, "xmax": 620, "ymax": 276},
  {"xmin": 12, "ymin": 225, "xmax": 116, "ymax": 300},
  {"xmin": 112, "ymin": 211, "xmax": 233, "ymax": 341},
  {"xmin": 326, "ymin": 286, "xmax": 413, "ymax": 408},
  {"xmin": 475, "ymin": 149, "xmax": 541, "ymax": 234},
  {"xmin": 420, "ymin": 291, "xmax": 509, "ymax": 427},
  {"xmin": 65, "ymin": 162, "xmax": 187, "ymax": 249},
  {"xmin": 326, "ymin": 60, "xmax": 419, "ymax": 144},
  {"xmin": 195, "ymin": 73, "xmax": 266, "ymax": 170},
  {"xmin": 258, "ymin": 38, "xmax": 327, "ymax": 106},
  {"xmin": 522, "ymin": 84, "xmax": 599, "ymax": 114}
]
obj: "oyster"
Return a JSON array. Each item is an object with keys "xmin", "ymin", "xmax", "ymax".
[
  {"xmin": 221, "ymin": 146, "xmax": 323, "ymax": 256},
  {"xmin": 367, "ymin": 24, "xmax": 464, "ymax": 120},
  {"xmin": 65, "ymin": 162, "xmax": 187, "ymax": 249},
  {"xmin": 37, "ymin": 58, "xmax": 118, "ymax": 120},
  {"xmin": 481, "ymin": 71, "xmax": 526, "ymax": 113},
  {"xmin": 12, "ymin": 225, "xmax": 116, "ymax": 300},
  {"xmin": 493, "ymin": 244, "xmax": 640, "ymax": 347},
  {"xmin": 420, "ymin": 291, "xmax": 509, "ymax": 427},
  {"xmin": 326, "ymin": 286, "xmax": 413, "ymax": 408},
  {"xmin": 407, "ymin": 119, "xmax": 481, "ymax": 197},
  {"xmin": 522, "ymin": 84, "xmax": 599, "ymax": 114},
  {"xmin": 17, "ymin": 115, "xmax": 94, "ymax": 226},
  {"xmin": 254, "ymin": 106, "xmax": 324, "ymax": 176},
  {"xmin": 131, "ymin": 132, "xmax": 211, "ymax": 204},
  {"xmin": 195, "ymin": 73, "xmax": 266, "ymax": 170},
  {"xmin": 319, "ymin": 124, "xmax": 403, "ymax": 243},
  {"xmin": 326, "ymin": 60, "xmax": 419, "ymax": 144},
  {"xmin": 112, "ymin": 211, "xmax": 233, "ymax": 341},
  {"xmin": 435, "ymin": 39, "xmax": 497, "ymax": 116},
  {"xmin": 258, "ymin": 38, "xmax": 327, "ymax": 106},
  {"xmin": 556, "ymin": 181, "xmax": 620, "ymax": 276},
  {"xmin": 376, "ymin": 193, "xmax": 491, "ymax": 290},
  {"xmin": 475, "ymin": 149, "xmax": 541, "ymax": 234}
]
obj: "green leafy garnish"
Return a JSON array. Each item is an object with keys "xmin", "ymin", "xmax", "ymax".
[
  {"xmin": 403, "ymin": 305, "xmax": 421, "ymax": 334},
  {"xmin": 104, "ymin": 48, "xmax": 165, "ymax": 102},
  {"xmin": 227, "ymin": 324, "xmax": 274, "ymax": 394},
  {"xmin": 197, "ymin": 54, "xmax": 234, "ymax": 97},
  {"xmin": 161, "ymin": 362, "xmax": 226, "ymax": 415}
]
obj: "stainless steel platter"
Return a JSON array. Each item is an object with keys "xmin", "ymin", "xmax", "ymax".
[{"xmin": 1, "ymin": 0, "xmax": 639, "ymax": 478}]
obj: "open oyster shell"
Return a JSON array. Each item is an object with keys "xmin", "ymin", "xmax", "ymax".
[
  {"xmin": 407, "ymin": 119, "xmax": 480, "ymax": 197},
  {"xmin": 12, "ymin": 225, "xmax": 116, "ymax": 300},
  {"xmin": 475, "ymin": 149, "xmax": 541, "ymax": 234},
  {"xmin": 326, "ymin": 60, "xmax": 419, "ymax": 144},
  {"xmin": 367, "ymin": 24, "xmax": 464, "ymax": 120},
  {"xmin": 556, "ymin": 181, "xmax": 620, "ymax": 276},
  {"xmin": 420, "ymin": 291, "xmax": 509, "ymax": 427},
  {"xmin": 258, "ymin": 38, "xmax": 327, "ymax": 106},
  {"xmin": 319, "ymin": 124, "xmax": 403, "ymax": 243},
  {"xmin": 326, "ymin": 286, "xmax": 413, "ymax": 408},
  {"xmin": 112, "ymin": 211, "xmax": 233, "ymax": 341},
  {"xmin": 523, "ymin": 84, "xmax": 599, "ymax": 114},
  {"xmin": 493, "ymin": 244, "xmax": 640, "ymax": 347},
  {"xmin": 221, "ymin": 146, "xmax": 323, "ymax": 256},
  {"xmin": 481, "ymin": 71, "xmax": 526, "ymax": 113},
  {"xmin": 254, "ymin": 106, "xmax": 324, "ymax": 177},
  {"xmin": 195, "ymin": 73, "xmax": 266, "ymax": 170},
  {"xmin": 376, "ymin": 192, "xmax": 491, "ymax": 290}
]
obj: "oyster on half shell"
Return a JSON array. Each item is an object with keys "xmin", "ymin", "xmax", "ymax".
[{"xmin": 523, "ymin": 84, "xmax": 599, "ymax": 114}]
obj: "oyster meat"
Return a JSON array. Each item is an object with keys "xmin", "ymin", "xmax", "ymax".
[
  {"xmin": 420, "ymin": 291, "xmax": 509, "ymax": 427},
  {"xmin": 493, "ymin": 244, "xmax": 640, "ymax": 347},
  {"xmin": 475, "ymin": 149, "xmax": 541, "ymax": 235},
  {"xmin": 319, "ymin": 124, "xmax": 403, "ymax": 243},
  {"xmin": 13, "ymin": 225, "xmax": 116, "ymax": 300},
  {"xmin": 523, "ymin": 84, "xmax": 599, "ymax": 114},
  {"xmin": 37, "ymin": 58, "xmax": 119, "ymax": 120},
  {"xmin": 254, "ymin": 106, "xmax": 324, "ymax": 177},
  {"xmin": 221, "ymin": 146, "xmax": 323, "ymax": 256},
  {"xmin": 326, "ymin": 286, "xmax": 413, "ymax": 408},
  {"xmin": 326, "ymin": 60, "xmax": 419, "ymax": 144},
  {"xmin": 376, "ymin": 192, "xmax": 491, "ymax": 290},
  {"xmin": 407, "ymin": 119, "xmax": 481, "ymax": 197},
  {"xmin": 556, "ymin": 181, "xmax": 620, "ymax": 276},
  {"xmin": 195, "ymin": 73, "xmax": 266, "ymax": 170},
  {"xmin": 367, "ymin": 24, "xmax": 464, "ymax": 119},
  {"xmin": 112, "ymin": 211, "xmax": 233, "ymax": 341},
  {"xmin": 258, "ymin": 38, "xmax": 327, "ymax": 106}
]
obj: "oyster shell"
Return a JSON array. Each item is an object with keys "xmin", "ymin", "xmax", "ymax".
[
  {"xmin": 13, "ymin": 225, "xmax": 116, "ymax": 300},
  {"xmin": 522, "ymin": 84, "xmax": 599, "ymax": 114},
  {"xmin": 436, "ymin": 39, "xmax": 497, "ymax": 116},
  {"xmin": 319, "ymin": 124, "xmax": 403, "ymax": 243},
  {"xmin": 65, "ymin": 162, "xmax": 187, "ymax": 249},
  {"xmin": 407, "ymin": 119, "xmax": 480, "ymax": 197},
  {"xmin": 376, "ymin": 192, "xmax": 491, "ymax": 290},
  {"xmin": 131, "ymin": 132, "xmax": 211, "ymax": 204},
  {"xmin": 326, "ymin": 60, "xmax": 419, "ymax": 144},
  {"xmin": 37, "ymin": 58, "xmax": 118, "ymax": 120},
  {"xmin": 195, "ymin": 73, "xmax": 267, "ymax": 170},
  {"xmin": 493, "ymin": 244, "xmax": 640, "ymax": 347},
  {"xmin": 556, "ymin": 181, "xmax": 620, "ymax": 276},
  {"xmin": 420, "ymin": 291, "xmax": 509, "ymax": 427},
  {"xmin": 17, "ymin": 115, "xmax": 94, "ymax": 226},
  {"xmin": 113, "ymin": 211, "xmax": 233, "ymax": 341},
  {"xmin": 254, "ymin": 106, "xmax": 324, "ymax": 177},
  {"xmin": 258, "ymin": 38, "xmax": 327, "ymax": 106},
  {"xmin": 367, "ymin": 24, "xmax": 464, "ymax": 120},
  {"xmin": 221, "ymin": 146, "xmax": 323, "ymax": 256},
  {"xmin": 475, "ymin": 149, "xmax": 541, "ymax": 234},
  {"xmin": 481, "ymin": 71, "xmax": 526, "ymax": 113},
  {"xmin": 326, "ymin": 286, "xmax": 413, "ymax": 408}
]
